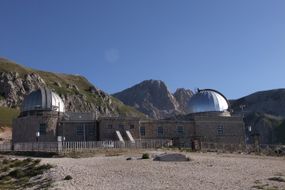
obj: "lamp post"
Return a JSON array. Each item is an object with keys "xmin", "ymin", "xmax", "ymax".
[{"xmin": 36, "ymin": 132, "xmax": 40, "ymax": 142}]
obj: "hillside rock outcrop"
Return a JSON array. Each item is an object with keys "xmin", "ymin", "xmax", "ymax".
[{"xmin": 0, "ymin": 58, "xmax": 143, "ymax": 118}]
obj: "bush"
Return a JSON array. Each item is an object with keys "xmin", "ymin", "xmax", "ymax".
[
  {"xmin": 268, "ymin": 177, "xmax": 285, "ymax": 182},
  {"xmin": 8, "ymin": 169, "xmax": 25, "ymax": 178},
  {"xmin": 2, "ymin": 159, "xmax": 9, "ymax": 165},
  {"xmin": 142, "ymin": 153, "xmax": 150, "ymax": 159},
  {"xmin": 64, "ymin": 175, "xmax": 72, "ymax": 180}
]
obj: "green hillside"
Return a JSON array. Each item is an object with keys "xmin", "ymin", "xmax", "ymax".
[
  {"xmin": 0, "ymin": 58, "xmax": 145, "ymax": 124},
  {"xmin": 0, "ymin": 107, "xmax": 20, "ymax": 127}
]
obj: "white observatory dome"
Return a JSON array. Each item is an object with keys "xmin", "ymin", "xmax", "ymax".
[
  {"xmin": 188, "ymin": 89, "xmax": 229, "ymax": 114},
  {"xmin": 21, "ymin": 87, "xmax": 65, "ymax": 113}
]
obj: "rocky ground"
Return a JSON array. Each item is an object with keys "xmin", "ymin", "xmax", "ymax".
[{"xmin": 40, "ymin": 151, "xmax": 285, "ymax": 190}]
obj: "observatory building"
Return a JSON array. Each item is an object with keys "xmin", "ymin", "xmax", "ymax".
[{"xmin": 12, "ymin": 87, "xmax": 245, "ymax": 147}]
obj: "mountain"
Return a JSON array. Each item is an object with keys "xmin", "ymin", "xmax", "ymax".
[
  {"xmin": 230, "ymin": 89, "xmax": 285, "ymax": 117},
  {"xmin": 113, "ymin": 80, "xmax": 193, "ymax": 119},
  {"xmin": 230, "ymin": 89, "xmax": 285, "ymax": 144},
  {"xmin": 173, "ymin": 88, "xmax": 193, "ymax": 112},
  {"xmin": 0, "ymin": 57, "xmax": 144, "ymax": 128}
]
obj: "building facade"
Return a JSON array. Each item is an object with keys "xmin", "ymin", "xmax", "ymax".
[{"xmin": 12, "ymin": 87, "xmax": 245, "ymax": 147}]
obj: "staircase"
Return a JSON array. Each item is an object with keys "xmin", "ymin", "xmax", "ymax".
[
  {"xmin": 115, "ymin": 131, "xmax": 125, "ymax": 143},
  {"xmin": 126, "ymin": 130, "xmax": 135, "ymax": 143}
]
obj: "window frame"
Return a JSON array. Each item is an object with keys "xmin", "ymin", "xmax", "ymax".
[
  {"xmin": 140, "ymin": 126, "xmax": 146, "ymax": 136},
  {"xmin": 176, "ymin": 126, "xmax": 184, "ymax": 136},
  {"xmin": 217, "ymin": 125, "xmax": 224, "ymax": 136},
  {"xmin": 157, "ymin": 126, "xmax": 164, "ymax": 137},
  {"xmin": 76, "ymin": 125, "xmax": 84, "ymax": 136},
  {"xmin": 39, "ymin": 123, "xmax": 47, "ymax": 135}
]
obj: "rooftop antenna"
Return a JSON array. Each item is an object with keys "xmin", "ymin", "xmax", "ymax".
[{"xmin": 194, "ymin": 87, "xmax": 200, "ymax": 93}]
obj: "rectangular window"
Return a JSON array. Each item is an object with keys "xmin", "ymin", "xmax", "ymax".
[
  {"xmin": 177, "ymin": 126, "xmax": 184, "ymax": 135},
  {"xmin": 140, "ymin": 126, "xmax": 145, "ymax": 136},
  {"xmin": 88, "ymin": 126, "xmax": 95, "ymax": 136},
  {"xmin": 157, "ymin": 126, "xmax": 164, "ymax": 137},
  {"xmin": 119, "ymin": 124, "xmax": 124, "ymax": 130},
  {"xmin": 130, "ymin": 124, "xmax": 135, "ymax": 129},
  {"xmin": 76, "ymin": 126, "xmax": 84, "ymax": 136},
  {"xmin": 39, "ymin": 123, "xmax": 47, "ymax": 135},
  {"xmin": 217, "ymin": 126, "xmax": 224, "ymax": 135}
]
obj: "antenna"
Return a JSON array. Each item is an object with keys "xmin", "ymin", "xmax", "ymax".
[{"xmin": 194, "ymin": 87, "xmax": 200, "ymax": 93}]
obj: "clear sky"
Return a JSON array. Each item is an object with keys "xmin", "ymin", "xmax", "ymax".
[{"xmin": 0, "ymin": 0, "xmax": 284, "ymax": 99}]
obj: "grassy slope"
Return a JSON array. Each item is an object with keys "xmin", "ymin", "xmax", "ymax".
[
  {"xmin": 0, "ymin": 58, "xmax": 145, "ymax": 126},
  {"xmin": 0, "ymin": 107, "xmax": 20, "ymax": 128}
]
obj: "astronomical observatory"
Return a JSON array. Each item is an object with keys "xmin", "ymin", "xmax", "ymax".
[{"xmin": 12, "ymin": 87, "xmax": 245, "ymax": 148}]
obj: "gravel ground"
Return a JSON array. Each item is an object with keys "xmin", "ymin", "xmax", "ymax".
[{"xmin": 42, "ymin": 152, "xmax": 285, "ymax": 190}]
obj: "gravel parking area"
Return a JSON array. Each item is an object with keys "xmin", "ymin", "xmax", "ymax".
[{"xmin": 42, "ymin": 152, "xmax": 285, "ymax": 190}]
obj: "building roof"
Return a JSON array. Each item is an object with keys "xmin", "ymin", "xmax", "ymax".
[
  {"xmin": 21, "ymin": 87, "xmax": 65, "ymax": 113},
  {"xmin": 187, "ymin": 89, "xmax": 229, "ymax": 114}
]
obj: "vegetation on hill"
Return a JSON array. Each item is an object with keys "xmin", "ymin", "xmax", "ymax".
[
  {"xmin": 0, "ymin": 107, "xmax": 19, "ymax": 128},
  {"xmin": 0, "ymin": 58, "xmax": 145, "ymax": 125},
  {"xmin": 0, "ymin": 157, "xmax": 54, "ymax": 189}
]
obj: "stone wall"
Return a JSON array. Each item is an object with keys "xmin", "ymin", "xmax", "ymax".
[
  {"xmin": 57, "ymin": 121, "xmax": 97, "ymax": 141},
  {"xmin": 194, "ymin": 115, "xmax": 245, "ymax": 144},
  {"xmin": 98, "ymin": 117, "xmax": 140, "ymax": 141},
  {"xmin": 12, "ymin": 112, "xmax": 60, "ymax": 143}
]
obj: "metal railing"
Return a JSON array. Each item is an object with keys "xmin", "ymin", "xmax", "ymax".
[
  {"xmin": 201, "ymin": 142, "xmax": 285, "ymax": 155},
  {"xmin": 0, "ymin": 139, "xmax": 172, "ymax": 153}
]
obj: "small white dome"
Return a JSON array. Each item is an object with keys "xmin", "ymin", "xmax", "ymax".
[
  {"xmin": 21, "ymin": 87, "xmax": 65, "ymax": 113},
  {"xmin": 188, "ymin": 89, "xmax": 229, "ymax": 113}
]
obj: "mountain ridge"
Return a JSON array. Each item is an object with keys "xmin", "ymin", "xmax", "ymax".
[
  {"xmin": 0, "ymin": 57, "xmax": 145, "ymax": 124},
  {"xmin": 113, "ymin": 79, "xmax": 193, "ymax": 119}
]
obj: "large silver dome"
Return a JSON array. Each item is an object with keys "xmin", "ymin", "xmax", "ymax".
[
  {"xmin": 188, "ymin": 89, "xmax": 229, "ymax": 114},
  {"xmin": 21, "ymin": 87, "xmax": 65, "ymax": 113}
]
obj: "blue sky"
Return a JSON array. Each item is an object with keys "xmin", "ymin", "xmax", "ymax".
[{"xmin": 0, "ymin": 0, "xmax": 285, "ymax": 99}]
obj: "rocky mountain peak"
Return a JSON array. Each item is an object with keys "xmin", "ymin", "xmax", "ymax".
[
  {"xmin": 113, "ymin": 80, "xmax": 185, "ymax": 119},
  {"xmin": 173, "ymin": 88, "xmax": 193, "ymax": 112}
]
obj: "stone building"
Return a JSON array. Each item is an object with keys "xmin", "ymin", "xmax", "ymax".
[{"xmin": 12, "ymin": 87, "xmax": 245, "ymax": 147}]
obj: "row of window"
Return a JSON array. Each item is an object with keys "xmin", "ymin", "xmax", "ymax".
[
  {"xmin": 38, "ymin": 123, "xmax": 224, "ymax": 137},
  {"xmin": 140, "ymin": 126, "xmax": 185, "ymax": 137},
  {"xmin": 107, "ymin": 124, "xmax": 135, "ymax": 129},
  {"xmin": 76, "ymin": 126, "xmax": 95, "ymax": 136},
  {"xmin": 140, "ymin": 126, "xmax": 224, "ymax": 136}
]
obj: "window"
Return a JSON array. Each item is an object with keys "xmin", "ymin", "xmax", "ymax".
[
  {"xmin": 108, "ymin": 124, "xmax": 113, "ymax": 129},
  {"xmin": 88, "ymin": 126, "xmax": 95, "ymax": 136},
  {"xmin": 157, "ymin": 126, "xmax": 164, "ymax": 137},
  {"xmin": 217, "ymin": 126, "xmax": 224, "ymax": 135},
  {"xmin": 39, "ymin": 124, "xmax": 47, "ymax": 135},
  {"xmin": 76, "ymin": 126, "xmax": 84, "ymax": 136},
  {"xmin": 140, "ymin": 127, "xmax": 145, "ymax": 136},
  {"xmin": 130, "ymin": 124, "xmax": 135, "ymax": 129},
  {"xmin": 119, "ymin": 124, "xmax": 124, "ymax": 130},
  {"xmin": 177, "ymin": 126, "xmax": 184, "ymax": 136}
]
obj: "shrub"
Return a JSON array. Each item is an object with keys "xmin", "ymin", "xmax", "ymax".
[
  {"xmin": 64, "ymin": 175, "xmax": 73, "ymax": 180},
  {"xmin": 2, "ymin": 159, "xmax": 9, "ymax": 165},
  {"xmin": 268, "ymin": 177, "xmax": 285, "ymax": 182},
  {"xmin": 9, "ymin": 169, "xmax": 25, "ymax": 178},
  {"xmin": 142, "ymin": 153, "xmax": 150, "ymax": 159}
]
